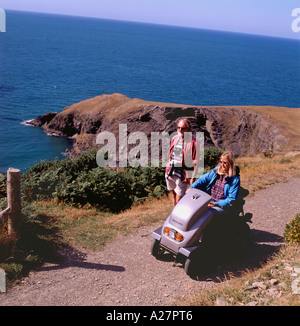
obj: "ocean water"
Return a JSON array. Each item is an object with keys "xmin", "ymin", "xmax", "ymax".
[{"xmin": 0, "ymin": 10, "xmax": 299, "ymax": 172}]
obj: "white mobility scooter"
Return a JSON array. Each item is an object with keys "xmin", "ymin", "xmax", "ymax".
[{"xmin": 150, "ymin": 188, "xmax": 251, "ymax": 277}]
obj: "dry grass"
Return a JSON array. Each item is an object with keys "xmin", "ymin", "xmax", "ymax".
[
  {"xmin": 179, "ymin": 245, "xmax": 300, "ymax": 306},
  {"xmin": 101, "ymin": 195, "xmax": 172, "ymax": 230},
  {"xmin": 236, "ymin": 152, "xmax": 300, "ymax": 195},
  {"xmin": 177, "ymin": 152, "xmax": 300, "ymax": 306},
  {"xmin": 245, "ymin": 106, "xmax": 300, "ymax": 137},
  {"xmin": 33, "ymin": 195, "xmax": 173, "ymax": 250},
  {"xmin": 32, "ymin": 152, "xmax": 300, "ymax": 251},
  {"xmin": 29, "ymin": 152, "xmax": 300, "ymax": 306},
  {"xmin": 1, "ymin": 150, "xmax": 296, "ymax": 302}
]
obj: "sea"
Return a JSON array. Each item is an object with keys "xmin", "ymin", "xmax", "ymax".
[{"xmin": 0, "ymin": 10, "xmax": 299, "ymax": 173}]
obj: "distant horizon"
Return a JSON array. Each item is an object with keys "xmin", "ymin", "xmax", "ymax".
[
  {"xmin": 5, "ymin": 8, "xmax": 300, "ymax": 42},
  {"xmin": 1, "ymin": 7, "xmax": 299, "ymax": 173}
]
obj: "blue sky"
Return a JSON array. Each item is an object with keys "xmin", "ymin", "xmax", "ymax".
[{"xmin": 1, "ymin": 0, "xmax": 300, "ymax": 39}]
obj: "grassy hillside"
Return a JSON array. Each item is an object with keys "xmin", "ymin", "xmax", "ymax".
[
  {"xmin": 31, "ymin": 93, "xmax": 300, "ymax": 156},
  {"xmin": 244, "ymin": 105, "xmax": 300, "ymax": 151},
  {"xmin": 38, "ymin": 151, "xmax": 300, "ymax": 250},
  {"xmin": 61, "ymin": 93, "xmax": 300, "ymax": 133},
  {"xmin": 0, "ymin": 149, "xmax": 299, "ymax": 297}
]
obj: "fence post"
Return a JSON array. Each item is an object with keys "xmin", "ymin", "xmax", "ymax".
[{"xmin": 6, "ymin": 168, "xmax": 21, "ymax": 236}]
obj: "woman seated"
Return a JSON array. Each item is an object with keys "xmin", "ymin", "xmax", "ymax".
[{"xmin": 189, "ymin": 151, "xmax": 240, "ymax": 215}]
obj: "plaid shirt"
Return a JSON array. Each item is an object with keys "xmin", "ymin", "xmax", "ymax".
[{"xmin": 210, "ymin": 175, "xmax": 226, "ymax": 203}]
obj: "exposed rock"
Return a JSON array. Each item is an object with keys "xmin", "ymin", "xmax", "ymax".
[
  {"xmin": 246, "ymin": 301, "xmax": 258, "ymax": 306},
  {"xmin": 28, "ymin": 93, "xmax": 300, "ymax": 157},
  {"xmin": 215, "ymin": 296, "xmax": 227, "ymax": 306},
  {"xmin": 292, "ymin": 278, "xmax": 300, "ymax": 295},
  {"xmin": 28, "ymin": 112, "xmax": 58, "ymax": 127},
  {"xmin": 252, "ymin": 282, "xmax": 267, "ymax": 290}
]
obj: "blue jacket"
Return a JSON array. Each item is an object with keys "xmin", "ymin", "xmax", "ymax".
[{"xmin": 190, "ymin": 167, "xmax": 240, "ymax": 208}]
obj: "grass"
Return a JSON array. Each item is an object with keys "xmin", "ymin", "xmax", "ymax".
[
  {"xmin": 176, "ymin": 152, "xmax": 300, "ymax": 306},
  {"xmin": 0, "ymin": 195, "xmax": 173, "ymax": 287},
  {"xmin": 179, "ymin": 245, "xmax": 300, "ymax": 306},
  {"xmin": 245, "ymin": 106, "xmax": 300, "ymax": 138},
  {"xmin": 237, "ymin": 152, "xmax": 300, "ymax": 195},
  {"xmin": 31, "ymin": 195, "xmax": 172, "ymax": 251},
  {"xmin": 1, "ymin": 151, "xmax": 300, "ymax": 297},
  {"xmin": 31, "ymin": 152, "xmax": 300, "ymax": 251}
]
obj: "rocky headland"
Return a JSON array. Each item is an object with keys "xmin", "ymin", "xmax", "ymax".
[{"xmin": 27, "ymin": 93, "xmax": 300, "ymax": 157}]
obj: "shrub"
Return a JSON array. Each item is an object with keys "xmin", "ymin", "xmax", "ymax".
[
  {"xmin": 21, "ymin": 150, "xmax": 168, "ymax": 212},
  {"xmin": 20, "ymin": 146, "xmax": 223, "ymax": 213},
  {"xmin": 54, "ymin": 167, "xmax": 134, "ymax": 212},
  {"xmin": 124, "ymin": 166, "xmax": 166, "ymax": 202},
  {"xmin": 0, "ymin": 172, "xmax": 6, "ymax": 196},
  {"xmin": 284, "ymin": 214, "xmax": 300, "ymax": 244},
  {"xmin": 21, "ymin": 149, "xmax": 98, "ymax": 201},
  {"xmin": 204, "ymin": 147, "xmax": 224, "ymax": 168}
]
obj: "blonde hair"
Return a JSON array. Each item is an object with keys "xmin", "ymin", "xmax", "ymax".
[{"xmin": 217, "ymin": 151, "xmax": 237, "ymax": 177}]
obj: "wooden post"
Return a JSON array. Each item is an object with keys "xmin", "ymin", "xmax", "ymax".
[{"xmin": 6, "ymin": 168, "xmax": 21, "ymax": 236}]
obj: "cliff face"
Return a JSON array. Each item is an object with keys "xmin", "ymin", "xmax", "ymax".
[{"xmin": 28, "ymin": 93, "xmax": 300, "ymax": 156}]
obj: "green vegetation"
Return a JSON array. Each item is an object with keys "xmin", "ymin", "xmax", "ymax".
[
  {"xmin": 284, "ymin": 214, "xmax": 300, "ymax": 245},
  {"xmin": 202, "ymin": 147, "xmax": 224, "ymax": 169},
  {"xmin": 0, "ymin": 147, "xmax": 299, "ymax": 294},
  {"xmin": 0, "ymin": 147, "xmax": 223, "ymax": 286},
  {"xmin": 0, "ymin": 203, "xmax": 64, "ymax": 288},
  {"xmin": 19, "ymin": 147, "xmax": 224, "ymax": 213},
  {"xmin": 20, "ymin": 149, "xmax": 167, "ymax": 213}
]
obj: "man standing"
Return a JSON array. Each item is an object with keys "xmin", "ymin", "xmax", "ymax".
[{"xmin": 165, "ymin": 119, "xmax": 198, "ymax": 206}]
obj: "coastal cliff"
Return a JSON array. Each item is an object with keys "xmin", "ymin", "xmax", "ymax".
[{"xmin": 28, "ymin": 93, "xmax": 300, "ymax": 156}]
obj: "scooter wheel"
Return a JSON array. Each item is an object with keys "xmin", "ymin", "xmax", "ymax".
[
  {"xmin": 184, "ymin": 247, "xmax": 206, "ymax": 278},
  {"xmin": 150, "ymin": 239, "xmax": 165, "ymax": 259},
  {"xmin": 184, "ymin": 258, "xmax": 195, "ymax": 278}
]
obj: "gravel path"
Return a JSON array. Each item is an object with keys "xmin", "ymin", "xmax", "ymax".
[{"xmin": 1, "ymin": 178, "xmax": 299, "ymax": 306}]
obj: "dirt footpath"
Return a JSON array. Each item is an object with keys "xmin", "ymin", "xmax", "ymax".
[{"xmin": 1, "ymin": 178, "xmax": 300, "ymax": 306}]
